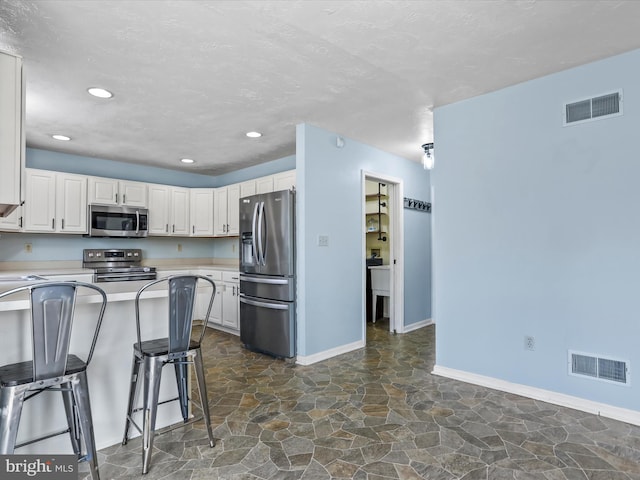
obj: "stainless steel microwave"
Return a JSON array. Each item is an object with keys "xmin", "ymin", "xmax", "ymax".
[{"xmin": 87, "ymin": 204, "xmax": 149, "ymax": 237}]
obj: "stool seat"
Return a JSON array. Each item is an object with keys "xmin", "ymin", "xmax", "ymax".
[
  {"xmin": 0, "ymin": 354, "xmax": 86, "ymax": 387},
  {"xmin": 134, "ymin": 338, "xmax": 200, "ymax": 357}
]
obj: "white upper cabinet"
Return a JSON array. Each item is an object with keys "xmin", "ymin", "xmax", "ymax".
[
  {"xmin": 148, "ymin": 184, "xmax": 189, "ymax": 236},
  {"xmin": 273, "ymin": 170, "xmax": 296, "ymax": 192},
  {"xmin": 240, "ymin": 179, "xmax": 256, "ymax": 198},
  {"xmin": 170, "ymin": 187, "xmax": 190, "ymax": 235},
  {"xmin": 213, "ymin": 187, "xmax": 229, "ymax": 236},
  {"xmin": 214, "ymin": 184, "xmax": 240, "ymax": 236},
  {"xmin": 147, "ymin": 184, "xmax": 171, "ymax": 235},
  {"xmin": 190, "ymin": 188, "xmax": 214, "ymax": 236},
  {"xmin": 0, "ymin": 51, "xmax": 24, "ymax": 217},
  {"xmin": 88, "ymin": 177, "xmax": 147, "ymax": 207},
  {"xmin": 256, "ymin": 176, "xmax": 274, "ymax": 194},
  {"xmin": 24, "ymin": 169, "xmax": 87, "ymax": 233},
  {"xmin": 0, "ymin": 205, "xmax": 22, "ymax": 231}
]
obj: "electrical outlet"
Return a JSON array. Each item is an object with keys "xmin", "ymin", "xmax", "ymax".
[
  {"xmin": 524, "ymin": 335, "xmax": 535, "ymax": 351},
  {"xmin": 232, "ymin": 243, "xmax": 236, "ymax": 253},
  {"xmin": 24, "ymin": 243, "xmax": 32, "ymax": 253},
  {"xmin": 177, "ymin": 244, "xmax": 182, "ymax": 252},
  {"xmin": 318, "ymin": 235, "xmax": 329, "ymax": 247}
]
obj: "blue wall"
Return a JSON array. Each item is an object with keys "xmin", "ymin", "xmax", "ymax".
[
  {"xmin": 0, "ymin": 149, "xmax": 296, "ymax": 262},
  {"xmin": 296, "ymin": 124, "xmax": 431, "ymax": 357},
  {"xmin": 433, "ymin": 48, "xmax": 640, "ymax": 411}
]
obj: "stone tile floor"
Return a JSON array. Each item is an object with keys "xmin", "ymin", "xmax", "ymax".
[{"xmin": 85, "ymin": 320, "xmax": 640, "ymax": 479}]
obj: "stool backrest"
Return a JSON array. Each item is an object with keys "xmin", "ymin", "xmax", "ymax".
[
  {"xmin": 135, "ymin": 275, "xmax": 216, "ymax": 353},
  {"xmin": 0, "ymin": 281, "xmax": 107, "ymax": 381}
]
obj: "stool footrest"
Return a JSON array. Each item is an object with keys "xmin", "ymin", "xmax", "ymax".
[{"xmin": 15, "ymin": 427, "xmax": 71, "ymax": 449}]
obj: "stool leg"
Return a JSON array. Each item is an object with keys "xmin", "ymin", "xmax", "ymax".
[
  {"xmin": 122, "ymin": 354, "xmax": 142, "ymax": 445},
  {"xmin": 193, "ymin": 348, "xmax": 215, "ymax": 448},
  {"xmin": 61, "ymin": 381, "xmax": 81, "ymax": 455},
  {"xmin": 71, "ymin": 372, "xmax": 100, "ymax": 480},
  {"xmin": 174, "ymin": 360, "xmax": 189, "ymax": 422},
  {"xmin": 142, "ymin": 356, "xmax": 163, "ymax": 474},
  {"xmin": 0, "ymin": 385, "xmax": 27, "ymax": 454}
]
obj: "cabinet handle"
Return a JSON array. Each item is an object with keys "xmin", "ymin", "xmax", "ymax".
[
  {"xmin": 115, "ymin": 193, "xmax": 118, "ymax": 204},
  {"xmin": 172, "ymin": 224, "xmax": 175, "ymax": 233},
  {"xmin": 227, "ymin": 223, "xmax": 230, "ymax": 232},
  {"xmin": 123, "ymin": 194, "xmax": 126, "ymax": 204},
  {"xmin": 19, "ymin": 217, "xmax": 22, "ymax": 228},
  {"xmin": 61, "ymin": 219, "xmax": 65, "ymax": 230},
  {"xmin": 52, "ymin": 218, "xmax": 55, "ymax": 230},
  {"xmin": 165, "ymin": 224, "xmax": 169, "ymax": 233},
  {"xmin": 192, "ymin": 225, "xmax": 195, "ymax": 234},
  {"xmin": 223, "ymin": 224, "xmax": 226, "ymax": 233}
]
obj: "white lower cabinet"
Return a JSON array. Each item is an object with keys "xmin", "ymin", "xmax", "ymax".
[
  {"xmin": 221, "ymin": 271, "xmax": 240, "ymax": 330},
  {"xmin": 197, "ymin": 270, "xmax": 239, "ymax": 334}
]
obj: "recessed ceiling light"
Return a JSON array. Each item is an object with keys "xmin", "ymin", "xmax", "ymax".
[
  {"xmin": 246, "ymin": 131, "xmax": 262, "ymax": 138},
  {"xmin": 52, "ymin": 134, "xmax": 71, "ymax": 141},
  {"xmin": 87, "ymin": 87, "xmax": 113, "ymax": 99},
  {"xmin": 180, "ymin": 158, "xmax": 195, "ymax": 164}
]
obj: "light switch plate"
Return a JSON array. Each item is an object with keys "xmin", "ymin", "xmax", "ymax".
[{"xmin": 318, "ymin": 235, "xmax": 329, "ymax": 247}]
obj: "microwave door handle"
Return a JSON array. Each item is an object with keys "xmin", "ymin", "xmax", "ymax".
[
  {"xmin": 136, "ymin": 210, "xmax": 139, "ymax": 234},
  {"xmin": 251, "ymin": 201, "xmax": 259, "ymax": 264}
]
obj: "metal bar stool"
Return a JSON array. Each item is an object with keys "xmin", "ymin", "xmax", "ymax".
[
  {"xmin": 0, "ymin": 281, "xmax": 107, "ymax": 480},
  {"xmin": 122, "ymin": 275, "xmax": 216, "ymax": 474}
]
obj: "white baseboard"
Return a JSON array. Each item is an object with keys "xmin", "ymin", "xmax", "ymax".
[
  {"xmin": 432, "ymin": 365, "xmax": 640, "ymax": 427},
  {"xmin": 401, "ymin": 318, "xmax": 433, "ymax": 333},
  {"xmin": 296, "ymin": 339, "xmax": 365, "ymax": 366}
]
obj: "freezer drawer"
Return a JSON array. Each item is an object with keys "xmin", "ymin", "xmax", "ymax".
[
  {"xmin": 240, "ymin": 295, "xmax": 295, "ymax": 358},
  {"xmin": 240, "ymin": 274, "xmax": 294, "ymax": 302}
]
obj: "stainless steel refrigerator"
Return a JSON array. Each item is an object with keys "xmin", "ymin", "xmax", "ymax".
[{"xmin": 239, "ymin": 189, "xmax": 295, "ymax": 358}]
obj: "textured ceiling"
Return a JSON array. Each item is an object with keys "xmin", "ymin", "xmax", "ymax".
[{"xmin": 1, "ymin": 0, "xmax": 640, "ymax": 175}]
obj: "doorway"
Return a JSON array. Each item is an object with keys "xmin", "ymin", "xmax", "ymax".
[{"xmin": 362, "ymin": 171, "xmax": 404, "ymax": 339}]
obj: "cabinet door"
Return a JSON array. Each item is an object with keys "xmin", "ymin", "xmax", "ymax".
[
  {"xmin": 24, "ymin": 170, "xmax": 56, "ymax": 232},
  {"xmin": 56, "ymin": 173, "xmax": 87, "ymax": 233},
  {"xmin": 213, "ymin": 187, "xmax": 228, "ymax": 236},
  {"xmin": 226, "ymin": 183, "xmax": 240, "ymax": 236},
  {"xmin": 221, "ymin": 281, "xmax": 239, "ymax": 330},
  {"xmin": 170, "ymin": 187, "xmax": 190, "ymax": 235},
  {"xmin": 88, "ymin": 177, "xmax": 118, "ymax": 205},
  {"xmin": 256, "ymin": 175, "xmax": 274, "ymax": 194},
  {"xmin": 190, "ymin": 189, "xmax": 214, "ymax": 236},
  {"xmin": 0, "ymin": 52, "xmax": 23, "ymax": 213},
  {"xmin": 273, "ymin": 170, "xmax": 296, "ymax": 192},
  {"xmin": 240, "ymin": 180, "xmax": 256, "ymax": 198},
  {"xmin": 148, "ymin": 184, "xmax": 171, "ymax": 235},
  {"xmin": 0, "ymin": 205, "xmax": 22, "ymax": 231},
  {"xmin": 120, "ymin": 181, "xmax": 147, "ymax": 207}
]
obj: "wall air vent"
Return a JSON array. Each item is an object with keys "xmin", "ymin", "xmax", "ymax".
[
  {"xmin": 564, "ymin": 90, "xmax": 622, "ymax": 126},
  {"xmin": 569, "ymin": 351, "xmax": 629, "ymax": 385}
]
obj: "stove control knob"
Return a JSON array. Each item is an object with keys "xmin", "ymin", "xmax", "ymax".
[
  {"xmin": 127, "ymin": 252, "xmax": 132, "ymax": 257},
  {"xmin": 88, "ymin": 252, "xmax": 94, "ymax": 258},
  {"xmin": 96, "ymin": 253, "xmax": 102, "ymax": 257},
  {"xmin": 134, "ymin": 252, "xmax": 139, "ymax": 257}
]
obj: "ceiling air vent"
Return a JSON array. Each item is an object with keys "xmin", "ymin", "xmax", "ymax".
[
  {"xmin": 569, "ymin": 351, "xmax": 629, "ymax": 385},
  {"xmin": 564, "ymin": 90, "xmax": 622, "ymax": 126}
]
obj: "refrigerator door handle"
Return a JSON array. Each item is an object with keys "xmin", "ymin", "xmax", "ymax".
[
  {"xmin": 251, "ymin": 201, "xmax": 260, "ymax": 265},
  {"xmin": 240, "ymin": 275, "xmax": 289, "ymax": 285},
  {"xmin": 257, "ymin": 201, "xmax": 266, "ymax": 266},
  {"xmin": 240, "ymin": 296, "xmax": 288, "ymax": 310}
]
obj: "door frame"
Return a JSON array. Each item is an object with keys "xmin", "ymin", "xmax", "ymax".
[{"xmin": 361, "ymin": 170, "xmax": 404, "ymax": 337}]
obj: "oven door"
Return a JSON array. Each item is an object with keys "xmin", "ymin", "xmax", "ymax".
[{"xmin": 88, "ymin": 205, "xmax": 149, "ymax": 237}]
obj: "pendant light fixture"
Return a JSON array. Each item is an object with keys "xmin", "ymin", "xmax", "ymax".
[{"xmin": 422, "ymin": 143, "xmax": 434, "ymax": 170}]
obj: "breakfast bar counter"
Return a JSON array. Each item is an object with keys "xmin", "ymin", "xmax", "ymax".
[{"xmin": 0, "ymin": 279, "xmax": 183, "ymax": 453}]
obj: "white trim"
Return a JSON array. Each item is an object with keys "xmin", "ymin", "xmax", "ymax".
[
  {"xmin": 361, "ymin": 170, "xmax": 404, "ymax": 337},
  {"xmin": 432, "ymin": 365, "xmax": 640, "ymax": 427},
  {"xmin": 401, "ymin": 318, "xmax": 432, "ymax": 333},
  {"xmin": 296, "ymin": 339, "xmax": 365, "ymax": 366}
]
